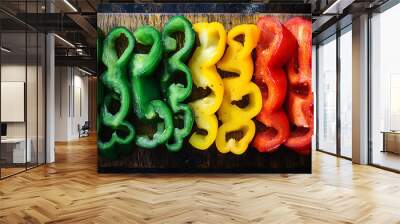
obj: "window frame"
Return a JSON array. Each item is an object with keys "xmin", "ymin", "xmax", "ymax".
[
  {"xmin": 315, "ymin": 24, "xmax": 353, "ymax": 161},
  {"xmin": 367, "ymin": 0, "xmax": 400, "ymax": 173}
]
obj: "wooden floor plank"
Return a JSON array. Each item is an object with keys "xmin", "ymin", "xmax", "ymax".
[{"xmin": 0, "ymin": 135, "xmax": 400, "ymax": 223}]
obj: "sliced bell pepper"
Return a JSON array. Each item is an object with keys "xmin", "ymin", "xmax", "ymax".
[
  {"xmin": 160, "ymin": 16, "xmax": 195, "ymax": 152},
  {"xmin": 188, "ymin": 22, "xmax": 226, "ymax": 150},
  {"xmin": 284, "ymin": 17, "xmax": 314, "ymax": 154},
  {"xmin": 98, "ymin": 27, "xmax": 135, "ymax": 158},
  {"xmin": 130, "ymin": 25, "xmax": 174, "ymax": 149},
  {"xmin": 284, "ymin": 93, "xmax": 314, "ymax": 154},
  {"xmin": 252, "ymin": 109, "xmax": 290, "ymax": 152},
  {"xmin": 253, "ymin": 16, "xmax": 297, "ymax": 153},
  {"xmin": 215, "ymin": 24, "xmax": 262, "ymax": 155}
]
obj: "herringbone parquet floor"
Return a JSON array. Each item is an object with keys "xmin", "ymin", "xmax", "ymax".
[{"xmin": 1, "ymin": 135, "xmax": 400, "ymax": 224}]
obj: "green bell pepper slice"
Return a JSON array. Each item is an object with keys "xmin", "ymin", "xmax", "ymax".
[
  {"xmin": 98, "ymin": 27, "xmax": 135, "ymax": 158},
  {"xmin": 130, "ymin": 25, "xmax": 174, "ymax": 149},
  {"xmin": 160, "ymin": 16, "xmax": 195, "ymax": 152}
]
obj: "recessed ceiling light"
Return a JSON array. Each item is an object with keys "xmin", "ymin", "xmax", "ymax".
[
  {"xmin": 78, "ymin": 67, "xmax": 92, "ymax": 76},
  {"xmin": 63, "ymin": 0, "xmax": 78, "ymax": 12},
  {"xmin": 1, "ymin": 47, "xmax": 11, "ymax": 53},
  {"xmin": 322, "ymin": 0, "xmax": 354, "ymax": 15},
  {"xmin": 54, "ymin": 34, "xmax": 75, "ymax": 48}
]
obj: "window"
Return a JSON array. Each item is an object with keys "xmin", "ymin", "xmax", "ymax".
[
  {"xmin": 317, "ymin": 36, "xmax": 337, "ymax": 154},
  {"xmin": 312, "ymin": 45, "xmax": 317, "ymax": 151},
  {"xmin": 370, "ymin": 3, "xmax": 400, "ymax": 171},
  {"xmin": 339, "ymin": 27, "xmax": 352, "ymax": 158}
]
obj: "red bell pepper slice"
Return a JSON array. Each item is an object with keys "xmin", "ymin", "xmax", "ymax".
[
  {"xmin": 253, "ymin": 16, "xmax": 297, "ymax": 152},
  {"xmin": 284, "ymin": 92, "xmax": 313, "ymax": 154},
  {"xmin": 253, "ymin": 108, "xmax": 290, "ymax": 152},
  {"xmin": 284, "ymin": 17, "xmax": 314, "ymax": 154}
]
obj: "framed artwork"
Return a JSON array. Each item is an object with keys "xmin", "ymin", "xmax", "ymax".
[{"xmin": 97, "ymin": 3, "xmax": 313, "ymax": 173}]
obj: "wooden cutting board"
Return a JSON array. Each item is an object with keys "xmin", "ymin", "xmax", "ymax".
[{"xmin": 97, "ymin": 4, "xmax": 311, "ymax": 173}]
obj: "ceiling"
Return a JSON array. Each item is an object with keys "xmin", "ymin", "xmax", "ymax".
[{"xmin": 0, "ymin": 0, "xmax": 389, "ymax": 74}]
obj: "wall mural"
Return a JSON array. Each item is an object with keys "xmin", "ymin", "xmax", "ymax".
[{"xmin": 97, "ymin": 3, "xmax": 313, "ymax": 172}]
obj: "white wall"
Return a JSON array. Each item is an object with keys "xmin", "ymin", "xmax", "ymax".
[
  {"xmin": 1, "ymin": 65, "xmax": 26, "ymax": 141},
  {"xmin": 1, "ymin": 65, "xmax": 36, "ymax": 138},
  {"xmin": 55, "ymin": 66, "xmax": 69, "ymax": 141},
  {"xmin": 72, "ymin": 73, "xmax": 89, "ymax": 138},
  {"xmin": 54, "ymin": 67, "xmax": 89, "ymax": 141},
  {"xmin": 1, "ymin": 64, "xmax": 25, "ymax": 81},
  {"xmin": 1, "ymin": 63, "xmax": 46, "ymax": 163}
]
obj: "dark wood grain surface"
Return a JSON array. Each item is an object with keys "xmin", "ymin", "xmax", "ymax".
[{"xmin": 98, "ymin": 8, "xmax": 311, "ymax": 173}]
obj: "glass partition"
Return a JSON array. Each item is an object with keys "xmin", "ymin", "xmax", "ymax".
[
  {"xmin": 27, "ymin": 30, "xmax": 38, "ymax": 169},
  {"xmin": 1, "ymin": 30, "xmax": 28, "ymax": 178},
  {"xmin": 0, "ymin": 1, "xmax": 46, "ymax": 179},
  {"xmin": 38, "ymin": 32, "xmax": 45, "ymax": 165}
]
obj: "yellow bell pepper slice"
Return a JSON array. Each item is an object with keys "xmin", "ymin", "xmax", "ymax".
[
  {"xmin": 215, "ymin": 24, "xmax": 262, "ymax": 155},
  {"xmin": 188, "ymin": 22, "xmax": 226, "ymax": 150}
]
